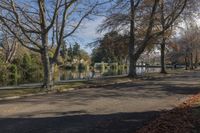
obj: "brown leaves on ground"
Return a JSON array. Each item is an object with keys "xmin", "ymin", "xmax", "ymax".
[
  {"xmin": 180, "ymin": 94, "xmax": 200, "ymax": 108},
  {"xmin": 135, "ymin": 94, "xmax": 200, "ymax": 133}
]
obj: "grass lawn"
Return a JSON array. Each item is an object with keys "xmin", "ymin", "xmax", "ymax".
[{"xmin": 0, "ymin": 88, "xmax": 42, "ymax": 98}]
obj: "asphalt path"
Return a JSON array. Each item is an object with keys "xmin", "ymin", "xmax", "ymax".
[{"xmin": 0, "ymin": 71, "xmax": 200, "ymax": 133}]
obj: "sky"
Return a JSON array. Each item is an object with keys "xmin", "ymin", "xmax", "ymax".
[
  {"xmin": 10, "ymin": 0, "xmax": 110, "ymax": 55},
  {"xmin": 73, "ymin": 17, "xmax": 105, "ymax": 54}
]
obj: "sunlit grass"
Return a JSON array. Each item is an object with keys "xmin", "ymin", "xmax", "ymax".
[{"xmin": 0, "ymin": 88, "xmax": 41, "ymax": 98}]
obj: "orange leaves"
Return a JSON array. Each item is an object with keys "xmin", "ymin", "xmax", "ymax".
[
  {"xmin": 180, "ymin": 94, "xmax": 200, "ymax": 108},
  {"xmin": 136, "ymin": 108, "xmax": 193, "ymax": 133},
  {"xmin": 135, "ymin": 94, "xmax": 200, "ymax": 133}
]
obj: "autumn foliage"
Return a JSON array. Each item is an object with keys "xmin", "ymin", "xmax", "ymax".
[{"xmin": 135, "ymin": 94, "xmax": 200, "ymax": 133}]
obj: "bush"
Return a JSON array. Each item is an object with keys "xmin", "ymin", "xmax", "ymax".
[
  {"xmin": 0, "ymin": 64, "xmax": 18, "ymax": 86},
  {"xmin": 8, "ymin": 64, "xmax": 18, "ymax": 85},
  {"xmin": 12, "ymin": 53, "xmax": 43, "ymax": 84}
]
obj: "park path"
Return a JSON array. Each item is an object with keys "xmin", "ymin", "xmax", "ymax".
[{"xmin": 0, "ymin": 71, "xmax": 200, "ymax": 133}]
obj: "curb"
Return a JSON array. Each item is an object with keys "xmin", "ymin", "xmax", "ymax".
[{"xmin": 0, "ymin": 92, "xmax": 46, "ymax": 101}]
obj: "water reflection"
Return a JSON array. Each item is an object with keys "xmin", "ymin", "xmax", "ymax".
[{"xmin": 58, "ymin": 67, "xmax": 161, "ymax": 81}]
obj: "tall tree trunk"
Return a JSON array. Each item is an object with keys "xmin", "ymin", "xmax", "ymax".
[
  {"xmin": 160, "ymin": 38, "xmax": 167, "ymax": 74},
  {"xmin": 41, "ymin": 48, "xmax": 53, "ymax": 89},
  {"xmin": 4, "ymin": 39, "xmax": 18, "ymax": 63},
  {"xmin": 160, "ymin": 0, "xmax": 167, "ymax": 74},
  {"xmin": 190, "ymin": 52, "xmax": 193, "ymax": 70},
  {"xmin": 128, "ymin": 55, "xmax": 137, "ymax": 77},
  {"xmin": 128, "ymin": 0, "xmax": 137, "ymax": 78},
  {"xmin": 41, "ymin": 31, "xmax": 53, "ymax": 89},
  {"xmin": 185, "ymin": 56, "xmax": 188, "ymax": 70},
  {"xmin": 7, "ymin": 39, "xmax": 18, "ymax": 63},
  {"xmin": 38, "ymin": 0, "xmax": 54, "ymax": 89},
  {"xmin": 195, "ymin": 49, "xmax": 198, "ymax": 68}
]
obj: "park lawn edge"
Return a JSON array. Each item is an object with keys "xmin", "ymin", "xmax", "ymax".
[
  {"xmin": 0, "ymin": 69, "xmax": 194, "ymax": 101},
  {"xmin": 0, "ymin": 76, "xmax": 132, "ymax": 100}
]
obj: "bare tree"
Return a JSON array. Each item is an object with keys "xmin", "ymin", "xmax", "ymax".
[
  {"xmin": 0, "ymin": 0, "xmax": 106, "ymax": 88},
  {"xmin": 99, "ymin": 0, "xmax": 188, "ymax": 77},
  {"xmin": 158, "ymin": 0, "xmax": 199, "ymax": 74},
  {"xmin": 180, "ymin": 22, "xmax": 200, "ymax": 69},
  {"xmin": 0, "ymin": 26, "xmax": 18, "ymax": 63}
]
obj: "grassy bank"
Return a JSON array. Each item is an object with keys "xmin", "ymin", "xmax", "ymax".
[
  {"xmin": 0, "ymin": 69, "xmax": 194, "ymax": 99},
  {"xmin": 0, "ymin": 76, "xmax": 133, "ymax": 99}
]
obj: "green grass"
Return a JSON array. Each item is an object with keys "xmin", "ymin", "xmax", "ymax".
[
  {"xmin": 0, "ymin": 88, "xmax": 41, "ymax": 98},
  {"xmin": 0, "ymin": 77, "xmax": 132, "ymax": 99}
]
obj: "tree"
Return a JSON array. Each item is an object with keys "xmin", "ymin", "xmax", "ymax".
[
  {"xmin": 0, "ymin": 28, "xmax": 18, "ymax": 63},
  {"xmin": 180, "ymin": 22, "xmax": 200, "ymax": 69},
  {"xmin": 158, "ymin": 0, "xmax": 199, "ymax": 74},
  {"xmin": 67, "ymin": 44, "xmax": 74, "ymax": 63},
  {"xmin": 99, "ymin": 0, "xmax": 188, "ymax": 77},
  {"xmin": 91, "ymin": 31, "xmax": 129, "ymax": 64},
  {"xmin": 79, "ymin": 50, "xmax": 90, "ymax": 63},
  {"xmin": 73, "ymin": 42, "xmax": 81, "ymax": 60},
  {"xmin": 167, "ymin": 20, "xmax": 200, "ymax": 70},
  {"xmin": 0, "ymin": 0, "xmax": 106, "ymax": 88}
]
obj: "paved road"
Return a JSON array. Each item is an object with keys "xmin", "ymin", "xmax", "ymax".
[{"xmin": 0, "ymin": 71, "xmax": 200, "ymax": 133}]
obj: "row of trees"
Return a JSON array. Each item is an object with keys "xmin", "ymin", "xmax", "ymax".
[
  {"xmin": 97, "ymin": 0, "xmax": 200, "ymax": 76},
  {"xmin": 99, "ymin": 0, "xmax": 191, "ymax": 77},
  {"xmin": 168, "ymin": 21, "xmax": 200, "ymax": 70},
  {"xmin": 0, "ymin": 47, "xmax": 44, "ymax": 86},
  {"xmin": 0, "ymin": 37, "xmax": 89, "ymax": 86},
  {"xmin": 0, "ymin": 0, "xmax": 199, "ymax": 88},
  {"xmin": 0, "ymin": 0, "xmax": 108, "ymax": 88}
]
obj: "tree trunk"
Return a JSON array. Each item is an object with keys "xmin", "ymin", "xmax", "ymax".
[
  {"xmin": 185, "ymin": 57, "xmax": 188, "ymax": 70},
  {"xmin": 160, "ymin": 39, "xmax": 167, "ymax": 74},
  {"xmin": 128, "ymin": 55, "xmax": 137, "ymax": 77},
  {"xmin": 190, "ymin": 52, "xmax": 193, "ymax": 70},
  {"xmin": 41, "ymin": 47, "xmax": 53, "ymax": 89},
  {"xmin": 5, "ymin": 39, "xmax": 18, "ymax": 63},
  {"xmin": 160, "ymin": 0, "xmax": 167, "ymax": 74},
  {"xmin": 128, "ymin": 0, "xmax": 137, "ymax": 78},
  {"xmin": 195, "ymin": 49, "xmax": 198, "ymax": 68}
]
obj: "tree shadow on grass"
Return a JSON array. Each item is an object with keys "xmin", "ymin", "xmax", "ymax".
[
  {"xmin": 1, "ymin": 71, "xmax": 200, "ymax": 106},
  {"xmin": 0, "ymin": 110, "xmax": 160, "ymax": 133}
]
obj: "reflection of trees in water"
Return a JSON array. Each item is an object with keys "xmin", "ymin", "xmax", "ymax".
[
  {"xmin": 59, "ymin": 66, "xmax": 128, "ymax": 80},
  {"xmin": 59, "ymin": 68, "xmax": 90, "ymax": 80},
  {"xmin": 58, "ymin": 67, "xmax": 161, "ymax": 81}
]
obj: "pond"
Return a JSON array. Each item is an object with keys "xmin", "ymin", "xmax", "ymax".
[{"xmin": 57, "ymin": 67, "xmax": 161, "ymax": 81}]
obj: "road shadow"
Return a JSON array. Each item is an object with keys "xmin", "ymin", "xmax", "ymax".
[
  {"xmin": 0, "ymin": 71, "xmax": 200, "ymax": 133},
  {"xmin": 2, "ymin": 79, "xmax": 200, "ymax": 106},
  {"xmin": 1, "ymin": 71, "xmax": 200, "ymax": 105},
  {"xmin": 0, "ymin": 110, "xmax": 160, "ymax": 133}
]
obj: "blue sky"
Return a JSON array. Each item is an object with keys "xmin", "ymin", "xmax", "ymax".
[
  {"xmin": 12, "ymin": 0, "xmax": 108, "ymax": 55},
  {"xmin": 73, "ymin": 16, "xmax": 105, "ymax": 54},
  {"xmin": 66, "ymin": 0, "xmax": 113, "ymax": 55}
]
